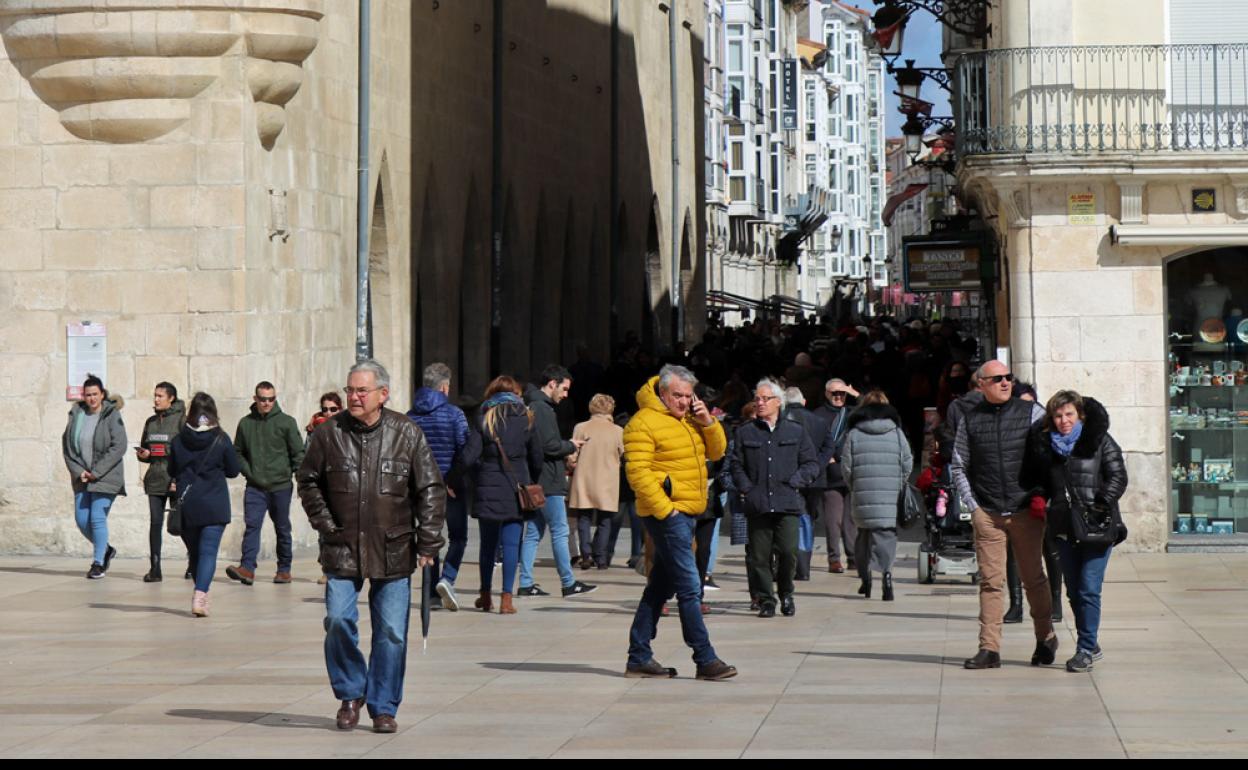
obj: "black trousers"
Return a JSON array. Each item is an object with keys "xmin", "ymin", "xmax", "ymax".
[
  {"xmin": 747, "ymin": 513, "xmax": 799, "ymax": 604},
  {"xmin": 574, "ymin": 509, "xmax": 615, "ymax": 566}
]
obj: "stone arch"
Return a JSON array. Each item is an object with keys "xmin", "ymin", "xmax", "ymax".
[
  {"xmin": 367, "ymin": 152, "xmax": 398, "ymax": 377},
  {"xmin": 644, "ymin": 195, "xmax": 663, "ymax": 351}
]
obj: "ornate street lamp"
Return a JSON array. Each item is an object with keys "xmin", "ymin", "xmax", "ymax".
[{"xmin": 870, "ymin": 0, "xmax": 991, "ymax": 40}]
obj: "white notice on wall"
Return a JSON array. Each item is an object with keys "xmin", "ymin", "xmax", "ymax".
[{"xmin": 67, "ymin": 323, "xmax": 107, "ymax": 401}]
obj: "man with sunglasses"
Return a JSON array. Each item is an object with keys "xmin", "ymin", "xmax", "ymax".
[
  {"xmin": 814, "ymin": 379, "xmax": 860, "ymax": 573},
  {"xmin": 950, "ymin": 361, "xmax": 1056, "ymax": 670},
  {"xmin": 226, "ymin": 381, "xmax": 305, "ymax": 585}
]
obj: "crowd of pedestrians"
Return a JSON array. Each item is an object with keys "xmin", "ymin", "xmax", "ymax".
[{"xmin": 57, "ymin": 311, "xmax": 1131, "ymax": 731}]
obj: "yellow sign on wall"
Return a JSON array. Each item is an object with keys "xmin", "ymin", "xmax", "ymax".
[{"xmin": 1068, "ymin": 192, "xmax": 1096, "ymax": 225}]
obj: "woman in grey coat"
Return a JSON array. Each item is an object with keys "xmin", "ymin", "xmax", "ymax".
[
  {"xmin": 841, "ymin": 391, "xmax": 912, "ymax": 601},
  {"xmin": 61, "ymin": 375, "xmax": 127, "ymax": 579}
]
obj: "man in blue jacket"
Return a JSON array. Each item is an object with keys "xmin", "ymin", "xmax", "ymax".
[{"xmin": 406, "ymin": 363, "xmax": 470, "ymax": 611}]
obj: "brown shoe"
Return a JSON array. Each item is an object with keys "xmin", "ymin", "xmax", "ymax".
[
  {"xmin": 372, "ymin": 714, "xmax": 397, "ymax": 734},
  {"xmin": 695, "ymin": 659, "xmax": 738, "ymax": 681},
  {"xmin": 335, "ymin": 697, "xmax": 365, "ymax": 730},
  {"xmin": 273, "ymin": 571, "xmax": 292, "ymax": 584},
  {"xmin": 499, "ymin": 592, "xmax": 516, "ymax": 614},
  {"xmin": 474, "ymin": 589, "xmax": 493, "ymax": 613},
  {"xmin": 828, "ymin": 560, "xmax": 845, "ymax": 574},
  {"xmin": 225, "ymin": 565, "xmax": 254, "ymax": 585}
]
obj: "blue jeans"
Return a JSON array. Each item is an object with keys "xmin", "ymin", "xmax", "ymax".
[
  {"xmin": 324, "ymin": 576, "xmax": 411, "ymax": 719},
  {"xmin": 519, "ymin": 495, "xmax": 575, "ymax": 589},
  {"xmin": 182, "ymin": 524, "xmax": 226, "ymax": 593},
  {"xmin": 627, "ymin": 514, "xmax": 718, "ymax": 668},
  {"xmin": 241, "ymin": 486, "xmax": 293, "ymax": 572},
  {"xmin": 432, "ymin": 496, "xmax": 468, "ymax": 584},
  {"xmin": 74, "ymin": 491, "xmax": 114, "ymax": 564},
  {"xmin": 1056, "ymin": 538, "xmax": 1113, "ymax": 653},
  {"xmin": 479, "ymin": 519, "xmax": 523, "ymax": 593},
  {"xmin": 624, "ymin": 501, "xmax": 644, "ymax": 560},
  {"xmin": 798, "ymin": 513, "xmax": 814, "ymax": 553},
  {"xmin": 707, "ymin": 515, "xmax": 722, "ymax": 575}
]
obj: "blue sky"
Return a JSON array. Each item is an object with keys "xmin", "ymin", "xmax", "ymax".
[{"xmin": 864, "ymin": 7, "xmax": 952, "ymax": 137}]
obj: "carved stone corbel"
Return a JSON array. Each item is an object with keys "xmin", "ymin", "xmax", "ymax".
[{"xmin": 1231, "ymin": 180, "xmax": 1248, "ymax": 221}]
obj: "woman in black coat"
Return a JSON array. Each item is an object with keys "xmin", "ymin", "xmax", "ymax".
[
  {"xmin": 169, "ymin": 392, "xmax": 241, "ymax": 618},
  {"xmin": 458, "ymin": 376, "xmax": 543, "ymax": 614},
  {"xmin": 1029, "ymin": 391, "xmax": 1127, "ymax": 673}
]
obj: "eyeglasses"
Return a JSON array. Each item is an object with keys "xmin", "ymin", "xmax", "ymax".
[
  {"xmin": 982, "ymin": 374, "xmax": 1015, "ymax": 384},
  {"xmin": 753, "ymin": 395, "xmax": 779, "ymax": 404},
  {"xmin": 256, "ymin": 396, "xmax": 276, "ymax": 403},
  {"xmin": 343, "ymin": 387, "xmax": 381, "ymax": 397}
]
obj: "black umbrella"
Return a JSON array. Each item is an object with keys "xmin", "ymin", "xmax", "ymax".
[{"xmin": 420, "ymin": 564, "xmax": 432, "ymax": 653}]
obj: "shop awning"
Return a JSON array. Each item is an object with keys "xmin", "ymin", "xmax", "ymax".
[{"xmin": 882, "ymin": 183, "xmax": 928, "ymax": 226}]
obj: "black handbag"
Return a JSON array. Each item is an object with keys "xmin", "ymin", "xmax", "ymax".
[
  {"xmin": 895, "ymin": 430, "xmax": 926, "ymax": 528},
  {"xmin": 1063, "ymin": 468, "xmax": 1116, "ymax": 546},
  {"xmin": 165, "ymin": 495, "xmax": 182, "ymax": 537}
]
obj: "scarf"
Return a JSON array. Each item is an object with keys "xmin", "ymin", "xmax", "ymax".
[
  {"xmin": 1050, "ymin": 421, "xmax": 1083, "ymax": 457},
  {"xmin": 483, "ymin": 392, "xmax": 524, "ymax": 412}
]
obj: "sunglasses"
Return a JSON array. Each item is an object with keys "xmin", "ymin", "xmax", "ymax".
[
  {"xmin": 323, "ymin": 406, "xmax": 341, "ymax": 414},
  {"xmin": 256, "ymin": 396, "xmax": 276, "ymax": 403},
  {"xmin": 982, "ymin": 374, "xmax": 1015, "ymax": 384},
  {"xmin": 828, "ymin": 391, "xmax": 848, "ymax": 398}
]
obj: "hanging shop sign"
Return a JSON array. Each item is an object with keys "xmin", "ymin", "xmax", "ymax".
[
  {"xmin": 902, "ymin": 235, "xmax": 991, "ymax": 292},
  {"xmin": 782, "ymin": 59, "xmax": 798, "ymax": 130}
]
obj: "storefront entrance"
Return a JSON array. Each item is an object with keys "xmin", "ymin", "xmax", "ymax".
[{"xmin": 1166, "ymin": 248, "xmax": 1248, "ymax": 542}]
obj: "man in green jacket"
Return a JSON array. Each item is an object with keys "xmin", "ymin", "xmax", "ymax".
[{"xmin": 226, "ymin": 381, "xmax": 305, "ymax": 585}]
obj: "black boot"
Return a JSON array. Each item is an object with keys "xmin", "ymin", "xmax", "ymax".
[
  {"xmin": 143, "ymin": 555, "xmax": 162, "ymax": 583},
  {"xmin": 882, "ymin": 572, "xmax": 894, "ymax": 601},
  {"xmin": 794, "ymin": 550, "xmax": 812, "ymax": 581},
  {"xmin": 1004, "ymin": 551, "xmax": 1024, "ymax": 623},
  {"xmin": 858, "ymin": 575, "xmax": 872, "ymax": 598},
  {"xmin": 1051, "ymin": 587, "xmax": 1063, "ymax": 622}
]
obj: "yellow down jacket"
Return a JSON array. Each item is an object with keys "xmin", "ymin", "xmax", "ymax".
[{"xmin": 624, "ymin": 376, "xmax": 728, "ymax": 519}]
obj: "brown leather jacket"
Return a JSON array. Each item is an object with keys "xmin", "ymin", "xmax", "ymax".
[{"xmin": 297, "ymin": 408, "xmax": 446, "ymax": 579}]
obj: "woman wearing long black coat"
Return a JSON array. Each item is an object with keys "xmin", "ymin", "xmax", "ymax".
[
  {"xmin": 458, "ymin": 376, "xmax": 544, "ymax": 614},
  {"xmin": 1029, "ymin": 391, "xmax": 1127, "ymax": 673}
]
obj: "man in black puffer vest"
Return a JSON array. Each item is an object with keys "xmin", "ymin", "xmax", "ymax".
[{"xmin": 951, "ymin": 360, "xmax": 1057, "ymax": 670}]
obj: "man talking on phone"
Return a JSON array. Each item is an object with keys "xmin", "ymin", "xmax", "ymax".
[{"xmin": 622, "ymin": 365, "xmax": 737, "ymax": 681}]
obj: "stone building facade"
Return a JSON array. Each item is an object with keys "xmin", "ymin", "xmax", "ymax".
[
  {"xmin": 0, "ymin": 0, "xmax": 707, "ymax": 557},
  {"xmin": 955, "ymin": 0, "xmax": 1248, "ymax": 552}
]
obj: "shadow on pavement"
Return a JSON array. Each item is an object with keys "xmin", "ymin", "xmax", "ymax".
[
  {"xmin": 88, "ymin": 602, "xmax": 189, "ymax": 617},
  {"xmin": 166, "ymin": 709, "xmax": 337, "ymax": 730},
  {"xmin": 0, "ymin": 565, "xmax": 97, "ymax": 579},
  {"xmin": 799, "ymin": 650, "xmax": 1038, "ymax": 669},
  {"xmin": 479, "ymin": 661, "xmax": 622, "ymax": 678},
  {"xmin": 863, "ymin": 612, "xmax": 977, "ymax": 621}
]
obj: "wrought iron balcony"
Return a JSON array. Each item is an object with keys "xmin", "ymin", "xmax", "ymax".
[{"xmin": 955, "ymin": 44, "xmax": 1248, "ymax": 156}]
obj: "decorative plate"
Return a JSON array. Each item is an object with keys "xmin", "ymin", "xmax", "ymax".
[
  {"xmin": 1201, "ymin": 318, "xmax": 1227, "ymax": 344},
  {"xmin": 1238, "ymin": 318, "xmax": 1248, "ymax": 344}
]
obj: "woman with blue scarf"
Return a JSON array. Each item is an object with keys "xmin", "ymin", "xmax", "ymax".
[
  {"xmin": 458, "ymin": 376, "xmax": 544, "ymax": 614},
  {"xmin": 1030, "ymin": 390, "xmax": 1128, "ymax": 673}
]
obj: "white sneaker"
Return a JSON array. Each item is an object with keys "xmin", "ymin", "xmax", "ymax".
[{"xmin": 436, "ymin": 578, "xmax": 460, "ymax": 612}]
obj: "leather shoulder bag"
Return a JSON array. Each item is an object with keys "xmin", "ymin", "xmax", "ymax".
[
  {"xmin": 493, "ymin": 432, "xmax": 546, "ymax": 512},
  {"xmin": 895, "ymin": 429, "xmax": 926, "ymax": 528}
]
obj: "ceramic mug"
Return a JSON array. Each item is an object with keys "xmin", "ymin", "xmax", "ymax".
[
  {"xmin": 1180, "ymin": 366, "xmax": 1192, "ymax": 377},
  {"xmin": 1232, "ymin": 361, "xmax": 1244, "ymax": 373},
  {"xmin": 1214, "ymin": 360, "xmax": 1227, "ymax": 375},
  {"xmin": 1213, "ymin": 375, "xmax": 1224, "ymax": 386},
  {"xmin": 1202, "ymin": 374, "xmax": 1214, "ymax": 386}
]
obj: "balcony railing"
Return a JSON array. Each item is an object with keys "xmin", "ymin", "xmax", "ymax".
[{"xmin": 956, "ymin": 44, "xmax": 1248, "ymax": 155}]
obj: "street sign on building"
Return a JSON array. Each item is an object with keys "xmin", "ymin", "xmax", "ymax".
[
  {"xmin": 782, "ymin": 59, "xmax": 798, "ymax": 130},
  {"xmin": 902, "ymin": 235, "xmax": 990, "ymax": 292}
]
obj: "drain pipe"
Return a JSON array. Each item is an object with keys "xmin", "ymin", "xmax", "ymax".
[
  {"xmin": 354, "ymin": 0, "xmax": 373, "ymax": 362},
  {"xmin": 664, "ymin": 3, "xmax": 682, "ymax": 347}
]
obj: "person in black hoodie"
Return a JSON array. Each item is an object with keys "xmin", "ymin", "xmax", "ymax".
[
  {"xmin": 169, "ymin": 392, "xmax": 241, "ymax": 618},
  {"xmin": 1029, "ymin": 391, "xmax": 1128, "ymax": 673}
]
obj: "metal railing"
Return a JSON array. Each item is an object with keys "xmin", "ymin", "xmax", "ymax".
[{"xmin": 956, "ymin": 44, "xmax": 1248, "ymax": 155}]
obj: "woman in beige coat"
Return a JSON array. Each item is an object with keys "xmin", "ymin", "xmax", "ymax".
[{"xmin": 568, "ymin": 394, "xmax": 626, "ymax": 569}]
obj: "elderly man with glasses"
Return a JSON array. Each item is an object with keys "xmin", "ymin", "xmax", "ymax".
[
  {"xmin": 730, "ymin": 379, "xmax": 820, "ymax": 618},
  {"xmin": 298, "ymin": 359, "xmax": 446, "ymax": 733},
  {"xmin": 950, "ymin": 360, "xmax": 1056, "ymax": 670}
]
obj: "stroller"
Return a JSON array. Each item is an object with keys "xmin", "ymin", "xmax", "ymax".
[{"xmin": 916, "ymin": 422, "xmax": 978, "ymax": 584}]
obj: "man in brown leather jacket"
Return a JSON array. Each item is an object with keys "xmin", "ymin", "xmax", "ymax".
[{"xmin": 297, "ymin": 359, "xmax": 446, "ymax": 734}]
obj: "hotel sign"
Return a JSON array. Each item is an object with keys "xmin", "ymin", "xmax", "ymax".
[
  {"xmin": 903, "ymin": 238, "xmax": 986, "ymax": 292},
  {"xmin": 782, "ymin": 59, "xmax": 798, "ymax": 130}
]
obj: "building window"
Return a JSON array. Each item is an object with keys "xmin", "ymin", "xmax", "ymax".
[
  {"xmin": 728, "ymin": 40, "xmax": 744, "ymax": 72},
  {"xmin": 730, "ymin": 176, "xmax": 746, "ymax": 202}
]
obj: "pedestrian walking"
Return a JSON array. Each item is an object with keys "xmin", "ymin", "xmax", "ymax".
[
  {"xmin": 169, "ymin": 392, "xmax": 241, "ymax": 617},
  {"xmin": 305, "ymin": 392, "xmax": 344, "ymax": 445},
  {"xmin": 783, "ymin": 386, "xmax": 836, "ymax": 581},
  {"xmin": 814, "ymin": 378, "xmax": 858, "ymax": 573},
  {"xmin": 61, "ymin": 375, "xmax": 125, "ymax": 580},
  {"xmin": 225, "ymin": 381, "xmax": 304, "ymax": 586},
  {"xmin": 1030, "ymin": 391, "xmax": 1128, "ymax": 673},
  {"xmin": 458, "ymin": 375, "xmax": 544, "ymax": 614},
  {"xmin": 136, "ymin": 381, "xmax": 186, "ymax": 582},
  {"xmin": 841, "ymin": 390, "xmax": 912, "ymax": 602},
  {"xmin": 406, "ymin": 363, "xmax": 471, "ymax": 611},
  {"xmin": 951, "ymin": 361, "xmax": 1058, "ymax": 670},
  {"xmin": 568, "ymin": 394, "xmax": 626, "ymax": 569},
  {"xmin": 297, "ymin": 359, "xmax": 446, "ymax": 733},
  {"xmin": 730, "ymin": 378, "xmax": 819, "ymax": 619},
  {"xmin": 519, "ymin": 365, "xmax": 595, "ymax": 597},
  {"xmin": 624, "ymin": 365, "xmax": 737, "ymax": 680}
]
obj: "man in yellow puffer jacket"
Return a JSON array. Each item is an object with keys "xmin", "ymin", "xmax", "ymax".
[{"xmin": 623, "ymin": 365, "xmax": 737, "ymax": 681}]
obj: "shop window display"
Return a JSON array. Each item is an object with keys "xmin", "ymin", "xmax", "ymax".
[{"xmin": 1167, "ymin": 249, "xmax": 1248, "ymax": 537}]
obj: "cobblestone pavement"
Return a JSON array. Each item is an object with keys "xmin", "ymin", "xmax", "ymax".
[{"xmin": 1, "ymin": 542, "xmax": 1246, "ymax": 757}]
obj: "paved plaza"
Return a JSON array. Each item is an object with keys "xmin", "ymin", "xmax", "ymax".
[{"xmin": 1, "ymin": 541, "xmax": 1247, "ymax": 758}]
